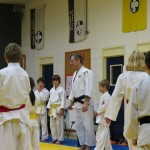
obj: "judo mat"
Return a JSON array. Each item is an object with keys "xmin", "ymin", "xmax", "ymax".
[
  {"xmin": 40, "ymin": 142, "xmax": 78, "ymax": 150},
  {"xmin": 40, "ymin": 136, "xmax": 129, "ymax": 150}
]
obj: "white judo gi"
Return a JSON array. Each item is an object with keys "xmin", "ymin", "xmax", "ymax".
[
  {"xmin": 69, "ymin": 66, "xmax": 96, "ymax": 147},
  {"xmin": 35, "ymin": 88, "xmax": 49, "ymax": 140},
  {"xmin": 47, "ymin": 85, "xmax": 66, "ymax": 142},
  {"xmin": 94, "ymin": 92, "xmax": 112, "ymax": 150},
  {"xmin": 0, "ymin": 63, "xmax": 31, "ymax": 150},
  {"xmin": 105, "ymin": 71, "xmax": 148, "ymax": 150},
  {"xmin": 27, "ymin": 92, "xmax": 41, "ymax": 150},
  {"xmin": 125, "ymin": 76, "xmax": 150, "ymax": 150}
]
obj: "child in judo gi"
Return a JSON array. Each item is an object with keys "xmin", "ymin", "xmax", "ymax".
[
  {"xmin": 35, "ymin": 77, "xmax": 50, "ymax": 141},
  {"xmin": 0, "ymin": 43, "xmax": 31, "ymax": 150},
  {"xmin": 27, "ymin": 77, "xmax": 40, "ymax": 150},
  {"xmin": 125, "ymin": 51, "xmax": 150, "ymax": 150},
  {"xmin": 94, "ymin": 79, "xmax": 112, "ymax": 150},
  {"xmin": 47, "ymin": 75, "xmax": 66, "ymax": 144},
  {"xmin": 105, "ymin": 50, "xmax": 148, "ymax": 150}
]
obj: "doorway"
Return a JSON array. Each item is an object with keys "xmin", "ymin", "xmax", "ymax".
[
  {"xmin": 106, "ymin": 56, "xmax": 124, "ymax": 95},
  {"xmin": 106, "ymin": 56, "xmax": 125, "ymax": 143},
  {"xmin": 42, "ymin": 64, "xmax": 53, "ymax": 134},
  {"xmin": 39, "ymin": 57, "xmax": 54, "ymax": 89},
  {"xmin": 39, "ymin": 57, "xmax": 54, "ymax": 134},
  {"xmin": 42, "ymin": 64, "xmax": 53, "ymax": 91}
]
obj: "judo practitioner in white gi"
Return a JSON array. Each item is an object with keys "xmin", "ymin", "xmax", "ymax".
[
  {"xmin": 0, "ymin": 43, "xmax": 31, "ymax": 150},
  {"xmin": 105, "ymin": 50, "xmax": 148, "ymax": 150},
  {"xmin": 47, "ymin": 75, "xmax": 66, "ymax": 144},
  {"xmin": 35, "ymin": 77, "xmax": 50, "ymax": 141},
  {"xmin": 68, "ymin": 54, "xmax": 96, "ymax": 150},
  {"xmin": 125, "ymin": 51, "xmax": 150, "ymax": 150},
  {"xmin": 27, "ymin": 77, "xmax": 40, "ymax": 150},
  {"xmin": 94, "ymin": 79, "xmax": 112, "ymax": 150}
]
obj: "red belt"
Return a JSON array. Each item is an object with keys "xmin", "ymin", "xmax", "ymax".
[{"xmin": 0, "ymin": 104, "xmax": 25, "ymax": 112}]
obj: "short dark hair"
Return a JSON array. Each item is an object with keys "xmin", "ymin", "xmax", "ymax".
[
  {"xmin": 69, "ymin": 53, "xmax": 84, "ymax": 64},
  {"xmin": 4, "ymin": 43, "xmax": 22, "ymax": 62},
  {"xmin": 52, "ymin": 75, "xmax": 61, "ymax": 83},
  {"xmin": 37, "ymin": 77, "xmax": 46, "ymax": 84},
  {"xmin": 145, "ymin": 51, "xmax": 150, "ymax": 69},
  {"xmin": 99, "ymin": 79, "xmax": 110, "ymax": 91}
]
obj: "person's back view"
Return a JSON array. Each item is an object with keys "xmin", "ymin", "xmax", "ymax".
[
  {"xmin": 27, "ymin": 77, "xmax": 40, "ymax": 150},
  {"xmin": 105, "ymin": 50, "xmax": 148, "ymax": 150},
  {"xmin": 125, "ymin": 51, "xmax": 150, "ymax": 150},
  {"xmin": 0, "ymin": 43, "xmax": 31, "ymax": 150}
]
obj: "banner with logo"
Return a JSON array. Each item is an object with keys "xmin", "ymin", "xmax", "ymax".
[
  {"xmin": 122, "ymin": 0, "xmax": 147, "ymax": 32},
  {"xmin": 30, "ymin": 9, "xmax": 35, "ymax": 49},
  {"xmin": 30, "ymin": 5, "xmax": 45, "ymax": 50},
  {"xmin": 68, "ymin": 0, "xmax": 87, "ymax": 43}
]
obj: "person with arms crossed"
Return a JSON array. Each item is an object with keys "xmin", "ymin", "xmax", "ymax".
[{"xmin": 35, "ymin": 77, "xmax": 50, "ymax": 141}]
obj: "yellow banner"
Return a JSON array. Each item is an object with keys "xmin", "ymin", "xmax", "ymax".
[{"xmin": 122, "ymin": 0, "xmax": 147, "ymax": 32}]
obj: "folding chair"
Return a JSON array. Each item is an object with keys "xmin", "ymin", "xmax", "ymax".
[
  {"xmin": 66, "ymin": 120, "xmax": 75, "ymax": 139},
  {"xmin": 64, "ymin": 108, "xmax": 76, "ymax": 139},
  {"xmin": 64, "ymin": 108, "xmax": 69, "ymax": 136}
]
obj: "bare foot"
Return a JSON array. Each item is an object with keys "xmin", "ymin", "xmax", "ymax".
[
  {"xmin": 78, "ymin": 145, "xmax": 87, "ymax": 150},
  {"xmin": 55, "ymin": 140, "xmax": 62, "ymax": 144},
  {"xmin": 86, "ymin": 146, "xmax": 92, "ymax": 150}
]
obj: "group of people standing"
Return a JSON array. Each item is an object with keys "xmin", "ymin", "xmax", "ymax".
[
  {"xmin": 0, "ymin": 43, "xmax": 150, "ymax": 150},
  {"xmin": 0, "ymin": 43, "xmax": 66, "ymax": 150},
  {"xmin": 67, "ymin": 51, "xmax": 150, "ymax": 150},
  {"xmin": 29, "ymin": 75, "xmax": 66, "ymax": 148}
]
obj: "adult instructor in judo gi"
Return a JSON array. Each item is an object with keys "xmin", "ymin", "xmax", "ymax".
[{"xmin": 68, "ymin": 54, "xmax": 96, "ymax": 150}]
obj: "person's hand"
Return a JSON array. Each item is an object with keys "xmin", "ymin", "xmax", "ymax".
[
  {"xmin": 59, "ymin": 109, "xmax": 65, "ymax": 116},
  {"xmin": 95, "ymin": 112, "xmax": 98, "ymax": 117},
  {"xmin": 68, "ymin": 104, "xmax": 73, "ymax": 110},
  {"xmin": 132, "ymin": 139, "xmax": 137, "ymax": 146},
  {"xmin": 82, "ymin": 96, "xmax": 90, "ymax": 112},
  {"xmin": 82, "ymin": 102, "xmax": 88, "ymax": 112},
  {"xmin": 105, "ymin": 117, "xmax": 111, "ymax": 124}
]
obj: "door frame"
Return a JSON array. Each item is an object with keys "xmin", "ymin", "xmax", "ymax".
[
  {"xmin": 102, "ymin": 47, "xmax": 125, "ymax": 79},
  {"xmin": 38, "ymin": 57, "xmax": 54, "ymax": 77},
  {"xmin": 138, "ymin": 42, "xmax": 150, "ymax": 53}
]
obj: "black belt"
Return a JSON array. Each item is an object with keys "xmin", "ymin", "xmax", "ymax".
[
  {"xmin": 73, "ymin": 95, "xmax": 85, "ymax": 104},
  {"xmin": 139, "ymin": 116, "xmax": 150, "ymax": 125}
]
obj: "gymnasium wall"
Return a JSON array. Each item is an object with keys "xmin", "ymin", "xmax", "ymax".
[
  {"xmin": 0, "ymin": 3, "xmax": 21, "ymax": 69},
  {"xmin": 21, "ymin": 0, "xmax": 150, "ymax": 128}
]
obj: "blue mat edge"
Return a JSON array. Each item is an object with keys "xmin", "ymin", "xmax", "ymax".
[{"xmin": 41, "ymin": 136, "xmax": 129, "ymax": 150}]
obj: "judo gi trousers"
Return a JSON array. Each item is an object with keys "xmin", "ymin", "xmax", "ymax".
[
  {"xmin": 50, "ymin": 115, "xmax": 64, "ymax": 141},
  {"xmin": 0, "ymin": 119, "xmax": 30, "ymax": 150},
  {"xmin": 128, "ymin": 139, "xmax": 150, "ymax": 150},
  {"xmin": 128, "ymin": 139, "xmax": 141, "ymax": 150},
  {"xmin": 30, "ymin": 126, "xmax": 40, "ymax": 150},
  {"xmin": 94, "ymin": 123, "xmax": 112, "ymax": 150},
  {"xmin": 139, "ymin": 145, "xmax": 150, "ymax": 150},
  {"xmin": 37, "ymin": 112, "xmax": 48, "ymax": 140},
  {"xmin": 74, "ymin": 105, "xmax": 96, "ymax": 146}
]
